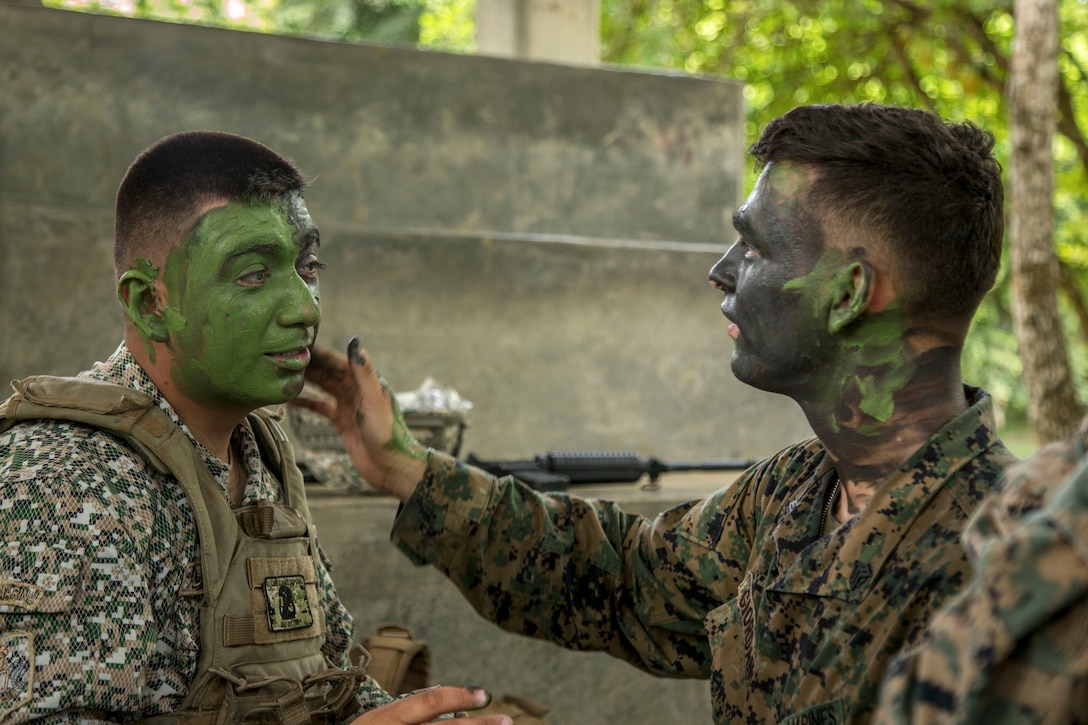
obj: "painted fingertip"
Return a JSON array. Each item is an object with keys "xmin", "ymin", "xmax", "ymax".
[
  {"xmin": 347, "ymin": 336, "xmax": 366, "ymax": 366},
  {"xmin": 466, "ymin": 686, "xmax": 491, "ymax": 707}
]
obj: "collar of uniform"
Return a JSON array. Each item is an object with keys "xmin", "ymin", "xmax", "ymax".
[
  {"xmin": 766, "ymin": 386, "xmax": 1002, "ymax": 603},
  {"xmin": 83, "ymin": 340, "xmax": 267, "ymax": 503},
  {"xmin": 84, "ymin": 342, "xmax": 185, "ymax": 428}
]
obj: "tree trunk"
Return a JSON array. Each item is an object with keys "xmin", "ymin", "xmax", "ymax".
[
  {"xmin": 1007, "ymin": 0, "xmax": 1086, "ymax": 444},
  {"xmin": 1059, "ymin": 262, "xmax": 1088, "ymax": 348}
]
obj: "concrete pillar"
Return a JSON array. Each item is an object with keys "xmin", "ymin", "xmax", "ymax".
[{"xmin": 476, "ymin": 0, "xmax": 600, "ymax": 66}]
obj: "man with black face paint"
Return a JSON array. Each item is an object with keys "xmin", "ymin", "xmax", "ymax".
[
  {"xmin": 0, "ymin": 131, "xmax": 511, "ymax": 725},
  {"xmin": 296, "ymin": 104, "xmax": 1015, "ymax": 724}
]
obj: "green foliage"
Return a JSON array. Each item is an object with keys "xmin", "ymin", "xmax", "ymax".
[
  {"xmin": 44, "ymin": 0, "xmax": 475, "ymax": 50},
  {"xmin": 602, "ymin": 0, "xmax": 1015, "ymax": 144},
  {"xmin": 419, "ymin": 0, "xmax": 475, "ymax": 51}
]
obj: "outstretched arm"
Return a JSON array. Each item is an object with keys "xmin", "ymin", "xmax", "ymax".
[{"xmin": 294, "ymin": 337, "xmax": 428, "ymax": 502}]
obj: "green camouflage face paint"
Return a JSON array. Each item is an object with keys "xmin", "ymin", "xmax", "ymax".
[
  {"xmin": 786, "ymin": 251, "xmax": 913, "ymax": 434},
  {"xmin": 121, "ymin": 257, "xmax": 164, "ymax": 360},
  {"xmin": 134, "ymin": 258, "xmax": 159, "ymax": 282},
  {"xmin": 842, "ymin": 307, "xmax": 914, "ymax": 429},
  {"xmin": 161, "ymin": 193, "xmax": 321, "ymax": 410}
]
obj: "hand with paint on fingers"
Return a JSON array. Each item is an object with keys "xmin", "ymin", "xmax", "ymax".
[
  {"xmin": 349, "ymin": 686, "xmax": 512, "ymax": 725},
  {"xmin": 293, "ymin": 338, "xmax": 428, "ymax": 502}
]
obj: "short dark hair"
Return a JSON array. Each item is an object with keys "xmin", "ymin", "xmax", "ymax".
[
  {"xmin": 750, "ymin": 103, "xmax": 1004, "ymax": 327},
  {"xmin": 114, "ymin": 130, "xmax": 308, "ymax": 278}
]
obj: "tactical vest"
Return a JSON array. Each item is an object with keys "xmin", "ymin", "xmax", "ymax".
[{"xmin": 0, "ymin": 376, "xmax": 368, "ymax": 724}]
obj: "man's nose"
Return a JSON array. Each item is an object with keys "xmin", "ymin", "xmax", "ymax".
[
  {"xmin": 277, "ymin": 276, "xmax": 321, "ymax": 327},
  {"xmin": 708, "ymin": 242, "xmax": 741, "ymax": 292}
]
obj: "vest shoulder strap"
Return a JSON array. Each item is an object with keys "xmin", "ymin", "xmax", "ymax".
[
  {"xmin": 1, "ymin": 376, "xmax": 174, "ymax": 472},
  {"xmin": 247, "ymin": 406, "xmax": 312, "ymax": 523},
  {"xmin": 1, "ymin": 375, "xmax": 234, "ymax": 591}
]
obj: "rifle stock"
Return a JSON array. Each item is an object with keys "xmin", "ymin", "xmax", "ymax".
[{"xmin": 466, "ymin": 450, "xmax": 758, "ymax": 492}]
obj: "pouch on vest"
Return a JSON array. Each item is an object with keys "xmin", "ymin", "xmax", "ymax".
[
  {"xmin": 358, "ymin": 624, "xmax": 432, "ymax": 696},
  {"xmin": 359, "ymin": 624, "xmax": 557, "ymax": 723}
]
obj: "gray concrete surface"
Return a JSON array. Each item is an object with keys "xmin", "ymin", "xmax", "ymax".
[{"xmin": 476, "ymin": 0, "xmax": 601, "ymax": 65}]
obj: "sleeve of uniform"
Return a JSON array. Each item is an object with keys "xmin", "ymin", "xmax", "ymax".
[
  {"xmin": 390, "ymin": 450, "xmax": 761, "ymax": 678},
  {"xmin": 313, "ymin": 539, "xmax": 359, "ymax": 668},
  {"xmin": 873, "ymin": 457, "xmax": 1088, "ymax": 724},
  {"xmin": 0, "ymin": 467, "xmax": 160, "ymax": 721}
]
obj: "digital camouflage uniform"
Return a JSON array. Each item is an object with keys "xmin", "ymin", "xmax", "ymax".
[
  {"xmin": 874, "ymin": 417, "xmax": 1088, "ymax": 724},
  {"xmin": 391, "ymin": 387, "xmax": 1016, "ymax": 725},
  {"xmin": 0, "ymin": 344, "xmax": 393, "ymax": 723}
]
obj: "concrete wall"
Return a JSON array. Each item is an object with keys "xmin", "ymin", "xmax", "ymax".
[
  {"xmin": 477, "ymin": 0, "xmax": 601, "ymax": 65},
  {"xmin": 1, "ymin": 5, "xmax": 815, "ymax": 722}
]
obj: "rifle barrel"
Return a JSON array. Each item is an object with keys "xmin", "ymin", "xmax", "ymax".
[
  {"xmin": 468, "ymin": 450, "xmax": 757, "ymax": 489},
  {"xmin": 658, "ymin": 460, "xmax": 757, "ymax": 472}
]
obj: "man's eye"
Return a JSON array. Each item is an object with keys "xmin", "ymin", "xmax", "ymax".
[
  {"xmin": 298, "ymin": 256, "xmax": 327, "ymax": 281},
  {"xmin": 238, "ymin": 269, "xmax": 270, "ymax": 287},
  {"xmin": 739, "ymin": 240, "xmax": 761, "ymax": 259}
]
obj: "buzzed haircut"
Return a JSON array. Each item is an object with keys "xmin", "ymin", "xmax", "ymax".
[
  {"xmin": 750, "ymin": 103, "xmax": 1004, "ymax": 328},
  {"xmin": 114, "ymin": 130, "xmax": 308, "ymax": 278}
]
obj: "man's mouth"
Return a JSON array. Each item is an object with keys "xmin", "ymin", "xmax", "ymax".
[
  {"xmin": 267, "ymin": 347, "xmax": 312, "ymax": 371},
  {"xmin": 721, "ymin": 301, "xmax": 740, "ymax": 340}
]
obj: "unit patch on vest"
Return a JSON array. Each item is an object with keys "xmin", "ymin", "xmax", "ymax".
[
  {"xmin": 179, "ymin": 562, "xmax": 204, "ymax": 598},
  {"xmin": 0, "ymin": 632, "xmax": 33, "ymax": 720},
  {"xmin": 262, "ymin": 575, "xmax": 314, "ymax": 632}
]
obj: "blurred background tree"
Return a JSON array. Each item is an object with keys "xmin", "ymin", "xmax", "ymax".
[
  {"xmin": 45, "ymin": 0, "xmax": 1088, "ymax": 450},
  {"xmin": 1006, "ymin": 0, "xmax": 1083, "ymax": 444}
]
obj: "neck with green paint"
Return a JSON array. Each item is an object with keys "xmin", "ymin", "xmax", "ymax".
[{"xmin": 803, "ymin": 316, "xmax": 968, "ymax": 487}]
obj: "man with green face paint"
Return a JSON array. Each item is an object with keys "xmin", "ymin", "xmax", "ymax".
[
  {"xmin": 0, "ymin": 131, "xmax": 511, "ymax": 725},
  {"xmin": 296, "ymin": 104, "xmax": 1016, "ymax": 724}
]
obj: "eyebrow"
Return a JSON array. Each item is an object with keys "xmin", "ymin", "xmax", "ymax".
[
  {"xmin": 224, "ymin": 242, "xmax": 280, "ymax": 267},
  {"xmin": 220, "ymin": 228, "xmax": 320, "ymax": 276},
  {"xmin": 732, "ymin": 210, "xmax": 756, "ymax": 239}
]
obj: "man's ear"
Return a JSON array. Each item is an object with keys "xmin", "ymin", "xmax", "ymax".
[
  {"xmin": 118, "ymin": 270, "xmax": 169, "ymax": 342},
  {"xmin": 828, "ymin": 261, "xmax": 874, "ymax": 334}
]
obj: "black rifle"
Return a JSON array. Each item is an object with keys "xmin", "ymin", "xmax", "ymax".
[{"xmin": 466, "ymin": 450, "xmax": 758, "ymax": 492}]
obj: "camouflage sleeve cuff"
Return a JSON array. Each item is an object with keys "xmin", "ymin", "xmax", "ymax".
[{"xmin": 390, "ymin": 450, "xmax": 498, "ymax": 568}]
